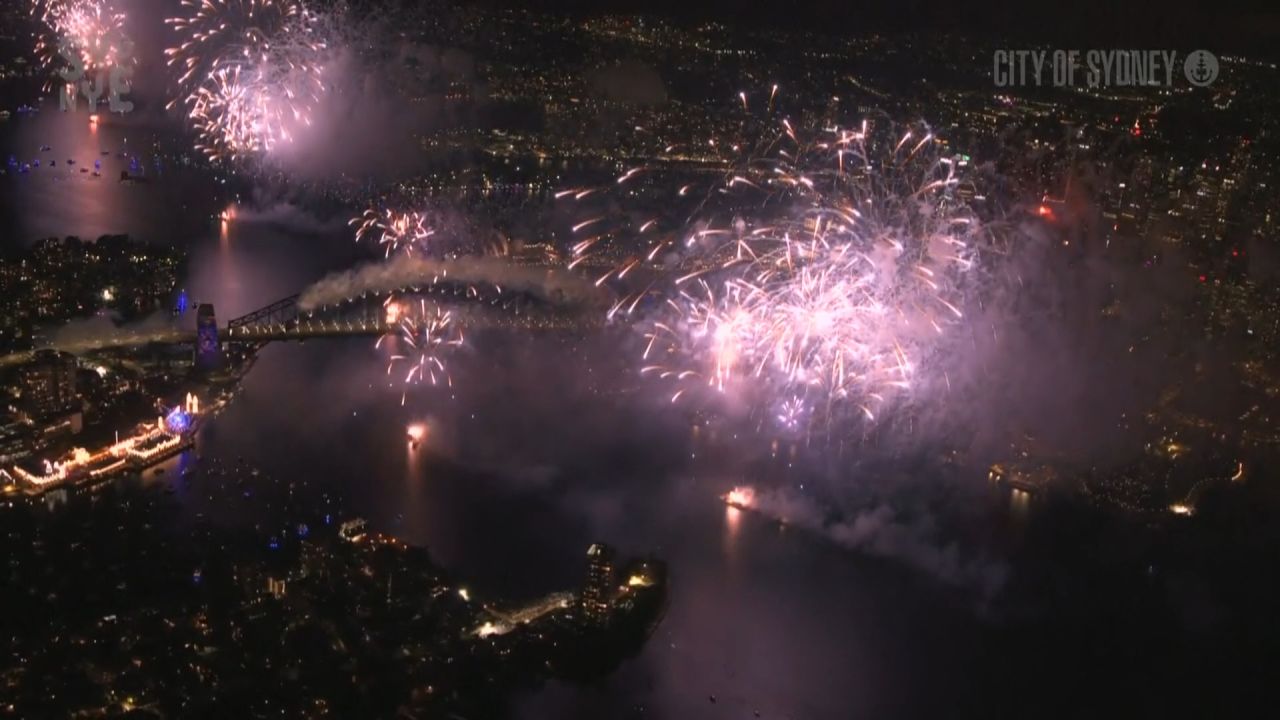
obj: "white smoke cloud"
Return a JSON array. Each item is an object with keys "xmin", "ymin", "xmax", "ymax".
[
  {"xmin": 746, "ymin": 486, "xmax": 1009, "ymax": 601},
  {"xmin": 297, "ymin": 254, "xmax": 606, "ymax": 312},
  {"xmin": 40, "ymin": 310, "xmax": 188, "ymax": 353}
]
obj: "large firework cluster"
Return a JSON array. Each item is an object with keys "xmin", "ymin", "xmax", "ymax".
[
  {"xmin": 165, "ymin": 0, "xmax": 329, "ymax": 163},
  {"xmin": 351, "ymin": 208, "xmax": 437, "ymax": 258},
  {"xmin": 30, "ymin": 0, "xmax": 132, "ymax": 85},
  {"xmin": 563, "ymin": 108, "xmax": 987, "ymax": 434},
  {"xmin": 25, "ymin": 0, "xmax": 993, "ymax": 439},
  {"xmin": 351, "ymin": 205, "xmax": 487, "ymax": 404},
  {"xmin": 376, "ymin": 299, "xmax": 463, "ymax": 403}
]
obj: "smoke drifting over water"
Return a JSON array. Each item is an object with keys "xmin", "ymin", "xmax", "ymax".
[
  {"xmin": 741, "ymin": 486, "xmax": 1009, "ymax": 601},
  {"xmin": 297, "ymin": 254, "xmax": 605, "ymax": 312},
  {"xmin": 224, "ymin": 200, "xmax": 350, "ymax": 235}
]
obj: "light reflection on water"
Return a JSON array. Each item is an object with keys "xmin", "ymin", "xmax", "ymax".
[
  {"xmin": 0, "ymin": 102, "xmax": 219, "ymax": 246},
  {"xmin": 723, "ymin": 504, "xmax": 743, "ymax": 559}
]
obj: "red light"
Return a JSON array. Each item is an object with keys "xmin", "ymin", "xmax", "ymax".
[{"xmin": 1198, "ymin": 275, "xmax": 1207, "ymax": 283}]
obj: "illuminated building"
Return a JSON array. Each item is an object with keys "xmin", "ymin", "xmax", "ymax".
[
  {"xmin": 7, "ymin": 394, "xmax": 199, "ymax": 491},
  {"xmin": 267, "ymin": 577, "xmax": 288, "ymax": 599},
  {"xmin": 17, "ymin": 350, "xmax": 79, "ymax": 419},
  {"xmin": 0, "ymin": 418, "xmax": 34, "ymax": 465},
  {"xmin": 579, "ymin": 543, "xmax": 616, "ymax": 626},
  {"xmin": 339, "ymin": 518, "xmax": 368, "ymax": 542}
]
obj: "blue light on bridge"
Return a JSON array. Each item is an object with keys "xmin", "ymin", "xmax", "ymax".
[{"xmin": 176, "ymin": 290, "xmax": 189, "ymax": 315}]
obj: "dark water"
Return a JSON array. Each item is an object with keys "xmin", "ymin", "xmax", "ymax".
[
  {"xmin": 0, "ymin": 107, "xmax": 217, "ymax": 243},
  {"xmin": 195, "ymin": 337, "xmax": 988, "ymax": 719},
  {"xmin": 3, "ymin": 103, "xmax": 999, "ymax": 719}
]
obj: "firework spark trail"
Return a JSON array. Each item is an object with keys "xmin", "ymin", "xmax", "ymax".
[
  {"xmin": 348, "ymin": 203, "xmax": 533, "ymax": 401},
  {"xmin": 660, "ymin": 121, "xmax": 979, "ymax": 431},
  {"xmin": 166, "ymin": 0, "xmax": 328, "ymax": 163},
  {"xmin": 350, "ymin": 204, "xmax": 463, "ymax": 400},
  {"xmin": 381, "ymin": 300, "xmax": 463, "ymax": 405},
  {"xmin": 560, "ymin": 95, "xmax": 986, "ymax": 433},
  {"xmin": 30, "ymin": 0, "xmax": 132, "ymax": 86},
  {"xmin": 350, "ymin": 208, "xmax": 436, "ymax": 257}
]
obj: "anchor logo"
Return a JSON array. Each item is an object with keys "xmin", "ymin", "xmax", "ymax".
[{"xmin": 1184, "ymin": 50, "xmax": 1219, "ymax": 87}]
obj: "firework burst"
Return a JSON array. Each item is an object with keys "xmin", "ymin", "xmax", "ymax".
[
  {"xmin": 31, "ymin": 0, "xmax": 131, "ymax": 85},
  {"xmin": 567, "ymin": 101, "xmax": 987, "ymax": 434},
  {"xmin": 377, "ymin": 300, "xmax": 464, "ymax": 405},
  {"xmin": 166, "ymin": 0, "xmax": 327, "ymax": 163},
  {"xmin": 352, "ymin": 205, "xmax": 487, "ymax": 403},
  {"xmin": 350, "ymin": 208, "xmax": 435, "ymax": 257}
]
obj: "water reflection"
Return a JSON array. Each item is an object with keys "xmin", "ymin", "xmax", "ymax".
[
  {"xmin": 723, "ymin": 504, "xmax": 743, "ymax": 559},
  {"xmin": 0, "ymin": 101, "xmax": 220, "ymax": 246},
  {"xmin": 1010, "ymin": 487, "xmax": 1031, "ymax": 521}
]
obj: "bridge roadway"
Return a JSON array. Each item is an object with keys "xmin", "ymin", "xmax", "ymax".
[
  {"xmin": 224, "ymin": 315, "xmax": 391, "ymax": 342},
  {"xmin": 222, "ymin": 304, "xmax": 593, "ymax": 342},
  {"xmin": 4, "ymin": 284, "xmax": 598, "ymax": 363},
  {"xmin": 223, "ymin": 284, "xmax": 597, "ymax": 342}
]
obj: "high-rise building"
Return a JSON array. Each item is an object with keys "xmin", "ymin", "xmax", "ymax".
[
  {"xmin": 17, "ymin": 350, "xmax": 79, "ymax": 419},
  {"xmin": 579, "ymin": 543, "xmax": 616, "ymax": 626}
]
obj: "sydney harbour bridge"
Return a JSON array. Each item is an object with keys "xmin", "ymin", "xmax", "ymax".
[
  {"xmin": 158, "ymin": 270, "xmax": 600, "ymax": 355},
  {"xmin": 199, "ymin": 275, "xmax": 594, "ymax": 362},
  {"xmin": 0, "ymin": 273, "xmax": 601, "ymax": 368}
]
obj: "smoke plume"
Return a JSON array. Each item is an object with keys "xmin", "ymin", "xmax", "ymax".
[
  {"xmin": 746, "ymin": 486, "xmax": 1009, "ymax": 601},
  {"xmin": 298, "ymin": 254, "xmax": 605, "ymax": 312}
]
